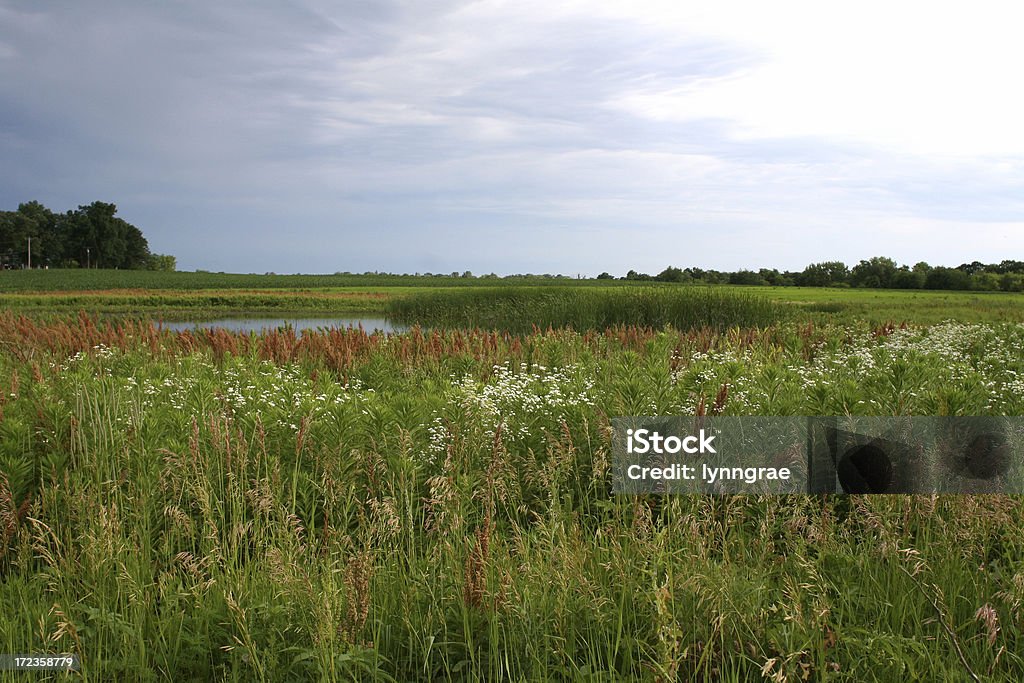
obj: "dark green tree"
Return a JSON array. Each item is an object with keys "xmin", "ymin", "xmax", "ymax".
[
  {"xmin": 64, "ymin": 202, "xmax": 151, "ymax": 269},
  {"xmin": 146, "ymin": 254, "xmax": 177, "ymax": 271},
  {"xmin": 758, "ymin": 268, "xmax": 790, "ymax": 286},
  {"xmin": 0, "ymin": 200, "xmax": 160, "ymax": 269},
  {"xmin": 925, "ymin": 266, "xmax": 971, "ymax": 290},
  {"xmin": 655, "ymin": 266, "xmax": 688, "ymax": 283},
  {"xmin": 957, "ymin": 261, "xmax": 986, "ymax": 275},
  {"xmin": 728, "ymin": 270, "xmax": 766, "ymax": 285},
  {"xmin": 994, "ymin": 260, "xmax": 1024, "ymax": 274},
  {"xmin": 799, "ymin": 261, "xmax": 849, "ymax": 287},
  {"xmin": 892, "ymin": 266, "xmax": 925, "ymax": 289},
  {"xmin": 850, "ymin": 257, "xmax": 898, "ymax": 288}
]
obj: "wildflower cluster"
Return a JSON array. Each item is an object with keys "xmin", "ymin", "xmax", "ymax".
[
  {"xmin": 662, "ymin": 322, "xmax": 1024, "ymax": 416},
  {"xmin": 61, "ymin": 350, "xmax": 374, "ymax": 437},
  {"xmin": 452, "ymin": 362, "xmax": 596, "ymax": 442},
  {"xmin": 217, "ymin": 360, "xmax": 365, "ymax": 431}
]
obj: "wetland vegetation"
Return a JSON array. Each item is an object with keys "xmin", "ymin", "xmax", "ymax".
[{"xmin": 1, "ymin": 272, "xmax": 1024, "ymax": 680}]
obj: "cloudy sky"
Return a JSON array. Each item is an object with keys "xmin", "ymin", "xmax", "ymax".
[{"xmin": 3, "ymin": 1, "xmax": 1024, "ymax": 274}]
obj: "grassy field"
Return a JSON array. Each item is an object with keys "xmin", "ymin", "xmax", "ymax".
[
  {"xmin": 386, "ymin": 287, "xmax": 790, "ymax": 332},
  {"xmin": 747, "ymin": 286, "xmax": 1024, "ymax": 325},
  {"xmin": 0, "ymin": 270, "xmax": 611, "ymax": 292},
  {"xmin": 2, "ymin": 270, "xmax": 1024, "ymax": 325},
  {"xmin": 2, "ymin": 276, "xmax": 1024, "ymax": 680},
  {"xmin": 0, "ymin": 289, "xmax": 389, "ymax": 318}
]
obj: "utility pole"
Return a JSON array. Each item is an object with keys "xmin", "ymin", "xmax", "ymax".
[{"xmin": 27, "ymin": 237, "xmax": 31, "ymax": 269}]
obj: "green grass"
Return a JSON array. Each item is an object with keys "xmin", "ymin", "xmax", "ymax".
[
  {"xmin": 0, "ymin": 291, "xmax": 387, "ymax": 317},
  {"xmin": 2, "ymin": 316, "xmax": 1024, "ymax": 679},
  {"xmin": 0, "ymin": 269, "xmax": 617, "ymax": 292},
  {"xmin": 3, "ymin": 270, "xmax": 1024, "ymax": 327},
  {"xmin": 757, "ymin": 286, "xmax": 1024, "ymax": 324},
  {"xmin": 1, "ymin": 274, "xmax": 1023, "ymax": 679},
  {"xmin": 386, "ymin": 286, "xmax": 790, "ymax": 332}
]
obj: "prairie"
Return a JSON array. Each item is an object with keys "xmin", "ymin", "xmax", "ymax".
[
  {"xmin": 1, "ymin": 275, "xmax": 1024, "ymax": 679},
  {"xmin": 3, "ymin": 269, "xmax": 1024, "ymax": 325},
  {"xmin": 1, "ymin": 308, "xmax": 1024, "ymax": 680}
]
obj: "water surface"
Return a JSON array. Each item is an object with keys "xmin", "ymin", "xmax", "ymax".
[{"xmin": 160, "ymin": 317, "xmax": 405, "ymax": 334}]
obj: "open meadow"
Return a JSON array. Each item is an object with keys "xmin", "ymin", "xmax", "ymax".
[
  {"xmin": 3, "ymin": 269, "xmax": 1024, "ymax": 325},
  {"xmin": 10, "ymin": 0, "xmax": 1024, "ymax": 679},
  {"xmin": 2, "ymin": 274, "xmax": 1024, "ymax": 680}
]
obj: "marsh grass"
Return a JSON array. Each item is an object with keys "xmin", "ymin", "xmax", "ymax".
[
  {"xmin": 0, "ymin": 291, "xmax": 386, "ymax": 316},
  {"xmin": 0, "ymin": 269, "xmax": 629, "ymax": 292},
  {"xmin": 2, "ymin": 315, "xmax": 1024, "ymax": 679},
  {"xmin": 4, "ymin": 271, "xmax": 1024, "ymax": 327},
  {"xmin": 387, "ymin": 286, "xmax": 789, "ymax": 332}
]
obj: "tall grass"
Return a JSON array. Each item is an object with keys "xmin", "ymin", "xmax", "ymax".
[
  {"xmin": 0, "ymin": 269, "xmax": 626, "ymax": 292},
  {"xmin": 2, "ymin": 315, "xmax": 1024, "ymax": 679},
  {"xmin": 387, "ymin": 286, "xmax": 789, "ymax": 332},
  {"xmin": 0, "ymin": 290, "xmax": 386, "ymax": 316}
]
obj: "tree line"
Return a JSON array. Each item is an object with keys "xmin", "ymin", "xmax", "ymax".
[
  {"xmin": 0, "ymin": 200, "xmax": 175, "ymax": 270},
  {"xmin": 599, "ymin": 256, "xmax": 1024, "ymax": 292}
]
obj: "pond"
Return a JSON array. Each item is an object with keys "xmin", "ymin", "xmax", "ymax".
[{"xmin": 159, "ymin": 317, "xmax": 407, "ymax": 334}]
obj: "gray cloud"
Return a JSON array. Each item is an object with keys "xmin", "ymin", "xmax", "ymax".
[{"xmin": 2, "ymin": 1, "xmax": 1022, "ymax": 274}]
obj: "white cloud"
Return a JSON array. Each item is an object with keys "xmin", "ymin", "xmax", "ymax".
[
  {"xmin": 3, "ymin": 0, "xmax": 1024, "ymax": 273},
  {"xmin": 601, "ymin": 0, "xmax": 1024, "ymax": 157}
]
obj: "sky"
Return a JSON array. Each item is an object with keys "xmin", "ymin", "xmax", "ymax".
[{"xmin": 2, "ymin": 0, "xmax": 1024, "ymax": 275}]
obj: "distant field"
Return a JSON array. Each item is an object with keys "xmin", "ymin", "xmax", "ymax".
[
  {"xmin": 4, "ymin": 273, "xmax": 1024, "ymax": 679},
  {"xmin": 384, "ymin": 286, "xmax": 1024, "ymax": 327},
  {"xmin": 4, "ymin": 314, "xmax": 1024, "ymax": 679},
  {"xmin": 386, "ymin": 286, "xmax": 789, "ymax": 332},
  {"xmin": 0, "ymin": 289, "xmax": 390, "ymax": 317},
  {"xmin": 0, "ymin": 269, "xmax": 610, "ymax": 291},
  {"xmin": 1, "ymin": 270, "xmax": 1023, "ymax": 325},
  {"xmin": 753, "ymin": 286, "xmax": 1024, "ymax": 325}
]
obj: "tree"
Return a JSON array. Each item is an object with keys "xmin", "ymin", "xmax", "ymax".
[
  {"xmin": 702, "ymin": 270, "xmax": 728, "ymax": 285},
  {"xmin": 994, "ymin": 260, "xmax": 1024, "ymax": 274},
  {"xmin": 728, "ymin": 270, "xmax": 766, "ymax": 285},
  {"xmin": 0, "ymin": 202, "xmax": 59, "ymax": 267},
  {"xmin": 799, "ymin": 261, "xmax": 849, "ymax": 287},
  {"xmin": 18, "ymin": 201, "xmax": 59, "ymax": 267},
  {"xmin": 758, "ymin": 268, "xmax": 790, "ymax": 286},
  {"xmin": 57, "ymin": 202, "xmax": 151, "ymax": 269},
  {"xmin": 850, "ymin": 257, "xmax": 898, "ymax": 288},
  {"xmin": 972, "ymin": 272, "xmax": 1001, "ymax": 291},
  {"xmin": 146, "ymin": 254, "xmax": 177, "ymax": 271},
  {"xmin": 655, "ymin": 266, "xmax": 687, "ymax": 283},
  {"xmin": 892, "ymin": 266, "xmax": 925, "ymax": 289},
  {"xmin": 78, "ymin": 202, "xmax": 150, "ymax": 269},
  {"xmin": 1001, "ymin": 273, "xmax": 1024, "ymax": 291},
  {"xmin": 957, "ymin": 261, "xmax": 986, "ymax": 275},
  {"xmin": 0, "ymin": 200, "xmax": 167, "ymax": 269},
  {"xmin": 595, "ymin": 272, "xmax": 614, "ymax": 280},
  {"xmin": 0, "ymin": 211, "xmax": 22, "ymax": 267},
  {"xmin": 925, "ymin": 266, "xmax": 971, "ymax": 290}
]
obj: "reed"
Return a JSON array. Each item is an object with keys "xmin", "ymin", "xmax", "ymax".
[
  {"xmin": 1, "ymin": 315, "xmax": 1023, "ymax": 680},
  {"xmin": 387, "ymin": 285, "xmax": 789, "ymax": 332}
]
